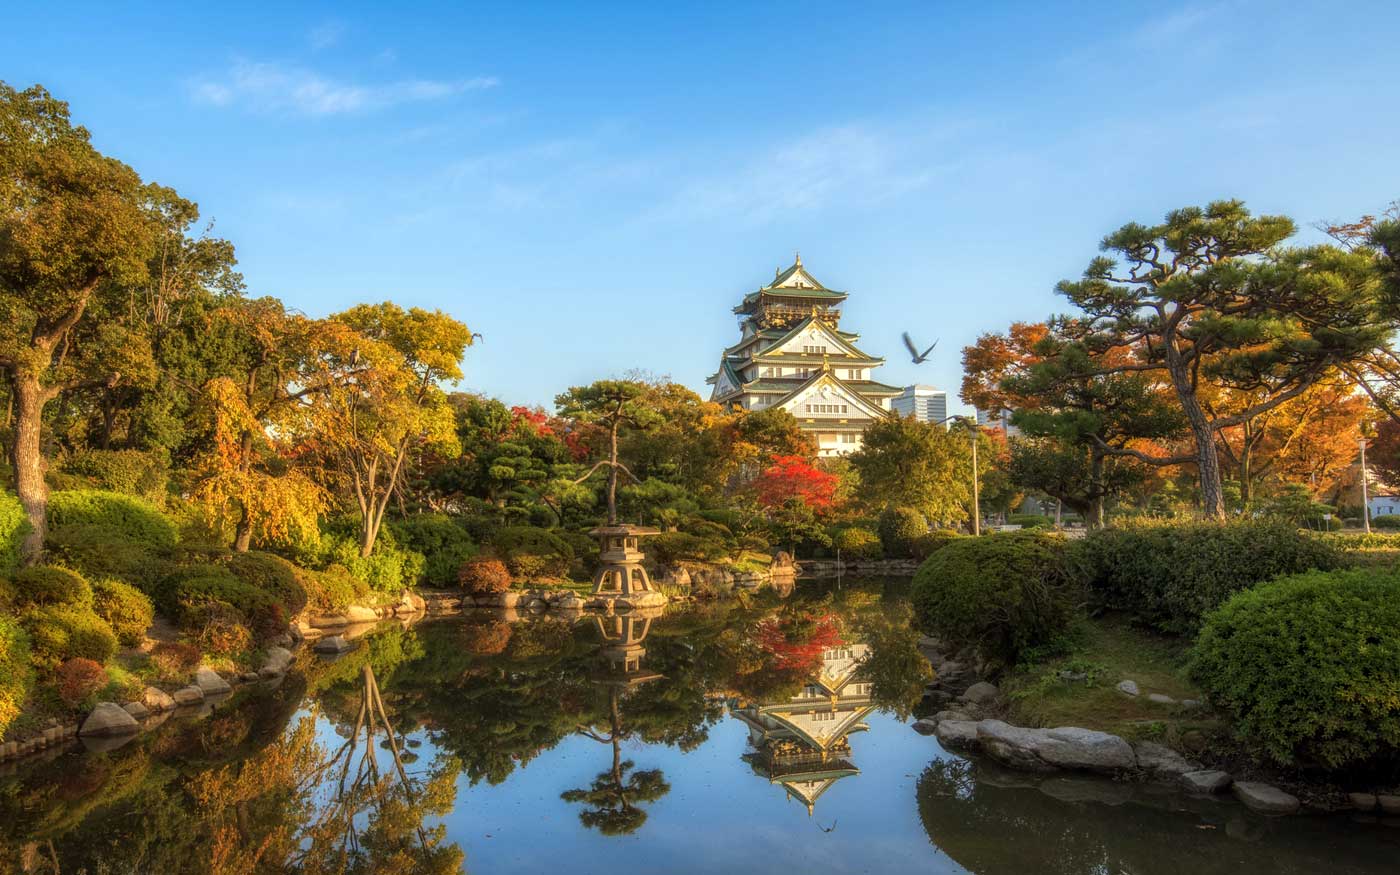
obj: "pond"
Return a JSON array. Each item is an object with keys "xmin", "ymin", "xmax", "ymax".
[{"xmin": 1, "ymin": 579, "xmax": 1396, "ymax": 874}]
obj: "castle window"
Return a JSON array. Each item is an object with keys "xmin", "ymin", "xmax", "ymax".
[{"xmin": 802, "ymin": 344, "xmax": 828, "ymax": 354}]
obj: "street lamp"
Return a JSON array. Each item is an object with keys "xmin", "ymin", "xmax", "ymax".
[
  {"xmin": 935, "ymin": 414, "xmax": 980, "ymax": 536},
  {"xmin": 1360, "ymin": 436, "xmax": 1371, "ymax": 534}
]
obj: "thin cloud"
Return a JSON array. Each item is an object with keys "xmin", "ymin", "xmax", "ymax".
[
  {"xmin": 191, "ymin": 60, "xmax": 498, "ymax": 116},
  {"xmin": 308, "ymin": 21, "xmax": 345, "ymax": 51}
]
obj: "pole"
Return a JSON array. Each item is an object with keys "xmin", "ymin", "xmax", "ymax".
[
  {"xmin": 971, "ymin": 423, "xmax": 980, "ymax": 536},
  {"xmin": 1360, "ymin": 437, "xmax": 1371, "ymax": 534}
]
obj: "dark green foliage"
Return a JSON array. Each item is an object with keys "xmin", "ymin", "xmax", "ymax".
[
  {"xmin": 1190, "ymin": 568, "xmax": 1400, "ymax": 769},
  {"xmin": 46, "ymin": 490, "xmax": 177, "ymax": 549},
  {"xmin": 321, "ymin": 531, "xmax": 426, "ymax": 593},
  {"xmin": 1071, "ymin": 519, "xmax": 1341, "ymax": 632},
  {"xmin": 388, "ymin": 513, "xmax": 477, "ymax": 587},
  {"xmin": 8, "ymin": 566, "xmax": 93, "ymax": 607},
  {"xmin": 302, "ymin": 565, "xmax": 370, "ymax": 612},
  {"xmin": 645, "ymin": 532, "xmax": 727, "ymax": 565},
  {"xmin": 0, "ymin": 616, "xmax": 32, "ymax": 737},
  {"xmin": 45, "ymin": 524, "xmax": 165, "ymax": 591},
  {"xmin": 0, "ymin": 491, "xmax": 28, "ymax": 576},
  {"xmin": 224, "ymin": 551, "xmax": 308, "ymax": 618},
  {"xmin": 832, "ymin": 526, "xmax": 882, "ymax": 559},
  {"xmin": 909, "ymin": 529, "xmax": 965, "ymax": 560},
  {"xmin": 1009, "ymin": 513, "xmax": 1054, "ymax": 529},
  {"xmin": 52, "ymin": 450, "xmax": 169, "ymax": 504},
  {"xmin": 1372, "ymin": 515, "xmax": 1400, "ymax": 530},
  {"xmin": 490, "ymin": 526, "xmax": 574, "ymax": 579},
  {"xmin": 155, "ymin": 566, "xmax": 284, "ymax": 640},
  {"xmin": 878, "ymin": 506, "xmax": 929, "ymax": 558},
  {"xmin": 912, "ymin": 532, "xmax": 1077, "ymax": 670},
  {"xmin": 90, "ymin": 578, "xmax": 154, "ymax": 646},
  {"xmin": 21, "ymin": 604, "xmax": 118, "ymax": 666}
]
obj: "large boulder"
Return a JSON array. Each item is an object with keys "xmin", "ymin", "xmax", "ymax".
[
  {"xmin": 1180, "ymin": 769, "xmax": 1233, "ymax": 794},
  {"xmin": 961, "ymin": 682, "xmax": 1001, "ymax": 706},
  {"xmin": 1132, "ymin": 741, "xmax": 1201, "ymax": 777},
  {"xmin": 934, "ymin": 720, "xmax": 981, "ymax": 750},
  {"xmin": 1232, "ymin": 781, "xmax": 1300, "ymax": 815},
  {"xmin": 260, "ymin": 645, "xmax": 294, "ymax": 678},
  {"xmin": 195, "ymin": 668, "xmax": 232, "ymax": 696},
  {"xmin": 143, "ymin": 686, "xmax": 176, "ymax": 712},
  {"xmin": 976, "ymin": 721, "xmax": 1059, "ymax": 772},
  {"xmin": 344, "ymin": 604, "xmax": 378, "ymax": 623},
  {"xmin": 79, "ymin": 703, "xmax": 140, "ymax": 737},
  {"xmin": 122, "ymin": 701, "xmax": 149, "ymax": 720},
  {"xmin": 1034, "ymin": 727, "xmax": 1137, "ymax": 772},
  {"xmin": 173, "ymin": 686, "xmax": 204, "ymax": 706}
]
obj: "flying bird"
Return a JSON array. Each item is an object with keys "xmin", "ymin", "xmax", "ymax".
[{"xmin": 902, "ymin": 332, "xmax": 938, "ymax": 364}]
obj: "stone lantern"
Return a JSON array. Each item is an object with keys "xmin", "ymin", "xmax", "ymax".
[{"xmin": 589, "ymin": 525, "xmax": 666, "ymax": 608}]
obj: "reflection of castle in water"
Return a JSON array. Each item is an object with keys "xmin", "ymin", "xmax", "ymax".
[{"xmin": 734, "ymin": 643, "xmax": 875, "ymax": 815}]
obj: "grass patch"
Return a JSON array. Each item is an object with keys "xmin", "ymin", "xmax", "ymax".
[{"xmin": 1001, "ymin": 614, "xmax": 1221, "ymax": 746}]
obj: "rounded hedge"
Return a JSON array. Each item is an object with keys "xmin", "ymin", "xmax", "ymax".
[
  {"xmin": 91, "ymin": 578, "xmax": 155, "ymax": 646},
  {"xmin": 47, "ymin": 490, "xmax": 178, "ymax": 549},
  {"xmin": 645, "ymin": 531, "xmax": 727, "ymax": 565},
  {"xmin": 0, "ymin": 616, "xmax": 32, "ymax": 737},
  {"xmin": 224, "ymin": 551, "xmax": 308, "ymax": 617},
  {"xmin": 911, "ymin": 531, "xmax": 1077, "ymax": 670},
  {"xmin": 910, "ymin": 529, "xmax": 965, "ymax": 560},
  {"xmin": 1371, "ymin": 515, "xmax": 1400, "ymax": 530},
  {"xmin": 458, "ymin": 556, "xmax": 513, "ymax": 594},
  {"xmin": 491, "ymin": 526, "xmax": 575, "ymax": 579},
  {"xmin": 1070, "ymin": 518, "xmax": 1340, "ymax": 633},
  {"xmin": 878, "ymin": 506, "xmax": 929, "ymax": 558},
  {"xmin": 833, "ymin": 526, "xmax": 883, "ymax": 559},
  {"xmin": 21, "ymin": 604, "xmax": 118, "ymax": 666},
  {"xmin": 1189, "ymin": 568, "xmax": 1400, "ymax": 769},
  {"xmin": 388, "ymin": 513, "xmax": 477, "ymax": 587},
  {"xmin": 9, "ymin": 566, "xmax": 94, "ymax": 608}
]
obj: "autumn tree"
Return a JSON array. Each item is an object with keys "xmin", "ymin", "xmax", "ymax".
[
  {"xmin": 307, "ymin": 304, "xmax": 472, "ymax": 557},
  {"xmin": 750, "ymin": 454, "xmax": 840, "ymax": 512},
  {"xmin": 1054, "ymin": 200, "xmax": 1388, "ymax": 518},
  {"xmin": 850, "ymin": 415, "xmax": 975, "ymax": 525},
  {"xmin": 0, "ymin": 83, "xmax": 160, "ymax": 563}
]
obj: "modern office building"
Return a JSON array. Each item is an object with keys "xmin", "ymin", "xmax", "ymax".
[{"xmin": 892, "ymin": 385, "xmax": 948, "ymax": 424}]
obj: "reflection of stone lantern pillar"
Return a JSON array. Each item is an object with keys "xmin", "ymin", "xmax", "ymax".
[
  {"xmin": 589, "ymin": 525, "xmax": 667, "ymax": 608},
  {"xmin": 593, "ymin": 606, "xmax": 664, "ymax": 682}
]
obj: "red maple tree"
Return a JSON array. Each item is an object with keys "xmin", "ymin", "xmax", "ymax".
[{"xmin": 751, "ymin": 454, "xmax": 839, "ymax": 511}]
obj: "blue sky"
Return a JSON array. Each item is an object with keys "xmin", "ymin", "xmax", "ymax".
[{"xmin": 5, "ymin": 1, "xmax": 1399, "ymax": 409}]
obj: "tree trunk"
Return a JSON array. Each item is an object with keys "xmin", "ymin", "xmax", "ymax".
[
  {"xmin": 233, "ymin": 502, "xmax": 253, "ymax": 552},
  {"xmin": 1164, "ymin": 351, "xmax": 1226, "ymax": 520},
  {"xmin": 1238, "ymin": 428, "xmax": 1253, "ymax": 512},
  {"xmin": 1088, "ymin": 450, "xmax": 1106, "ymax": 528},
  {"xmin": 606, "ymin": 420, "xmax": 619, "ymax": 525},
  {"xmin": 13, "ymin": 377, "xmax": 51, "ymax": 565}
]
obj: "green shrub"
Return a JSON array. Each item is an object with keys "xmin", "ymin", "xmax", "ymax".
[
  {"xmin": 912, "ymin": 532, "xmax": 1077, "ymax": 670},
  {"xmin": 8, "ymin": 566, "xmax": 93, "ymax": 607},
  {"xmin": 0, "ymin": 616, "xmax": 31, "ymax": 737},
  {"xmin": 0, "ymin": 492, "xmax": 28, "ymax": 576},
  {"xmin": 301, "ymin": 564, "xmax": 370, "ymax": 611},
  {"xmin": 21, "ymin": 604, "xmax": 118, "ymax": 666},
  {"xmin": 47, "ymin": 490, "xmax": 177, "ymax": 549},
  {"xmin": 458, "ymin": 556, "xmax": 513, "ymax": 594},
  {"xmin": 1070, "ymin": 518, "xmax": 1341, "ymax": 633},
  {"xmin": 323, "ymin": 532, "xmax": 427, "ymax": 593},
  {"xmin": 490, "ymin": 526, "xmax": 574, "ymax": 579},
  {"xmin": 388, "ymin": 513, "xmax": 477, "ymax": 587},
  {"xmin": 739, "ymin": 533, "xmax": 772, "ymax": 554},
  {"xmin": 224, "ymin": 551, "xmax": 308, "ymax": 617},
  {"xmin": 878, "ymin": 506, "xmax": 929, "ymax": 558},
  {"xmin": 1190, "ymin": 568, "xmax": 1400, "ymax": 769},
  {"xmin": 54, "ymin": 449, "xmax": 169, "ymax": 504},
  {"xmin": 45, "ymin": 524, "xmax": 166, "ymax": 591},
  {"xmin": 91, "ymin": 578, "xmax": 154, "ymax": 646},
  {"xmin": 1371, "ymin": 515, "xmax": 1400, "ymax": 530},
  {"xmin": 910, "ymin": 529, "xmax": 965, "ymax": 560},
  {"xmin": 1009, "ymin": 513, "xmax": 1054, "ymax": 529},
  {"xmin": 645, "ymin": 531, "xmax": 727, "ymax": 565},
  {"xmin": 833, "ymin": 526, "xmax": 883, "ymax": 559},
  {"xmin": 157, "ymin": 567, "xmax": 284, "ymax": 640},
  {"xmin": 681, "ymin": 519, "xmax": 734, "ymax": 540}
]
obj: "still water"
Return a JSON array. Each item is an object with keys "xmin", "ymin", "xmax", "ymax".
[{"xmin": 1, "ymin": 579, "xmax": 1396, "ymax": 874}]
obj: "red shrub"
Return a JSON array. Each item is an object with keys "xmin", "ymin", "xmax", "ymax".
[
  {"xmin": 149, "ymin": 641, "xmax": 201, "ymax": 679},
  {"xmin": 461, "ymin": 620, "xmax": 513, "ymax": 656},
  {"xmin": 458, "ymin": 557, "xmax": 512, "ymax": 594},
  {"xmin": 55, "ymin": 657, "xmax": 107, "ymax": 708}
]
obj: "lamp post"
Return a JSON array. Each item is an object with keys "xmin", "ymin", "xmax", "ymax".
[
  {"xmin": 1360, "ymin": 436, "xmax": 1371, "ymax": 534},
  {"xmin": 935, "ymin": 414, "xmax": 980, "ymax": 536}
]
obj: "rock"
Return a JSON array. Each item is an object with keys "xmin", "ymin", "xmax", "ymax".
[
  {"xmin": 79, "ymin": 703, "xmax": 140, "ymax": 737},
  {"xmin": 976, "ymin": 721, "xmax": 1058, "ymax": 772},
  {"xmin": 1147, "ymin": 693, "xmax": 1176, "ymax": 705},
  {"xmin": 1348, "ymin": 792, "xmax": 1378, "ymax": 812},
  {"xmin": 1133, "ymin": 741, "xmax": 1201, "ymax": 776},
  {"xmin": 173, "ymin": 686, "xmax": 204, "ymax": 706},
  {"xmin": 934, "ymin": 720, "xmax": 980, "ymax": 751},
  {"xmin": 1379, "ymin": 795, "xmax": 1400, "ymax": 815},
  {"xmin": 934, "ymin": 709, "xmax": 973, "ymax": 723},
  {"xmin": 399, "ymin": 591, "xmax": 426, "ymax": 614},
  {"xmin": 344, "ymin": 604, "xmax": 378, "ymax": 623},
  {"xmin": 195, "ymin": 668, "xmax": 232, "ymax": 695},
  {"xmin": 122, "ymin": 701, "xmax": 149, "ymax": 720},
  {"xmin": 961, "ymin": 682, "xmax": 1000, "ymax": 705},
  {"xmin": 260, "ymin": 646, "xmax": 293, "ymax": 678},
  {"xmin": 1058, "ymin": 670, "xmax": 1088, "ymax": 682},
  {"xmin": 1181, "ymin": 699, "xmax": 1203, "ymax": 709},
  {"xmin": 1116, "ymin": 680, "xmax": 1140, "ymax": 697},
  {"xmin": 310, "ymin": 614, "xmax": 349, "ymax": 629},
  {"xmin": 912, "ymin": 718, "xmax": 939, "ymax": 735},
  {"xmin": 314, "ymin": 635, "xmax": 354, "ymax": 654},
  {"xmin": 554, "ymin": 595, "xmax": 586, "ymax": 610},
  {"xmin": 1232, "ymin": 781, "xmax": 1300, "ymax": 815},
  {"xmin": 1035, "ymin": 727, "xmax": 1137, "ymax": 772},
  {"xmin": 143, "ymin": 686, "xmax": 176, "ymax": 712}
]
